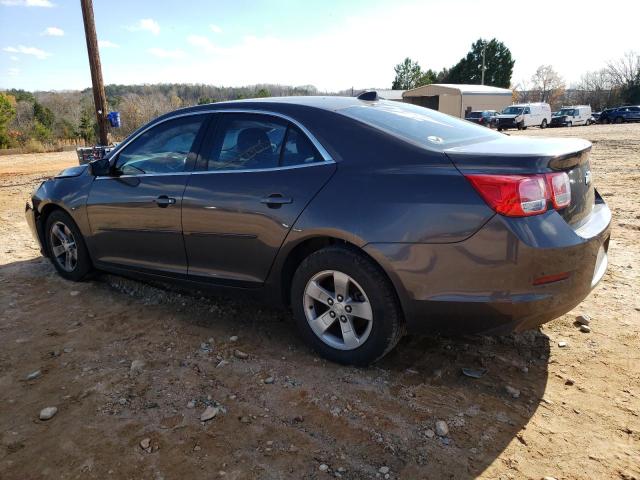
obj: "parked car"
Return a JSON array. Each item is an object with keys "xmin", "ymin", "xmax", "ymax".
[
  {"xmin": 598, "ymin": 107, "xmax": 620, "ymax": 124},
  {"xmin": 465, "ymin": 110, "xmax": 498, "ymax": 128},
  {"xmin": 25, "ymin": 95, "xmax": 611, "ymax": 365},
  {"xmin": 607, "ymin": 105, "xmax": 640, "ymax": 123},
  {"xmin": 550, "ymin": 105, "xmax": 593, "ymax": 127},
  {"xmin": 591, "ymin": 112, "xmax": 601, "ymax": 123},
  {"xmin": 496, "ymin": 103, "xmax": 552, "ymax": 131}
]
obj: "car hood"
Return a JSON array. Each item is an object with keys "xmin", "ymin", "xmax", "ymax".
[{"xmin": 55, "ymin": 164, "xmax": 88, "ymax": 179}]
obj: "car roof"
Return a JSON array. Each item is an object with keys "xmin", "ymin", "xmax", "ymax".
[{"xmin": 167, "ymin": 96, "xmax": 367, "ymax": 117}]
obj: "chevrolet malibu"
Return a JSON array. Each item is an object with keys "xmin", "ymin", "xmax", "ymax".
[{"xmin": 25, "ymin": 95, "xmax": 611, "ymax": 365}]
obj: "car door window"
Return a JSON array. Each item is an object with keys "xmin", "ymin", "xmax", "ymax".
[
  {"xmin": 281, "ymin": 127, "xmax": 323, "ymax": 166},
  {"xmin": 524, "ymin": 107, "xmax": 531, "ymax": 114},
  {"xmin": 116, "ymin": 116, "xmax": 204, "ymax": 175},
  {"xmin": 207, "ymin": 114, "xmax": 287, "ymax": 171}
]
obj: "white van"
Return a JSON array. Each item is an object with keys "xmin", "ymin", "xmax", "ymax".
[
  {"xmin": 550, "ymin": 105, "xmax": 593, "ymax": 127},
  {"xmin": 496, "ymin": 103, "xmax": 552, "ymax": 131}
]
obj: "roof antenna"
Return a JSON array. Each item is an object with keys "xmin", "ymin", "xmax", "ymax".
[{"xmin": 357, "ymin": 91, "xmax": 378, "ymax": 101}]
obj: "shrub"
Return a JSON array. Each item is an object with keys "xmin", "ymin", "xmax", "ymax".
[{"xmin": 23, "ymin": 138, "xmax": 45, "ymax": 153}]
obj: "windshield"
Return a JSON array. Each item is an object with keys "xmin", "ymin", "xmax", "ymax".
[
  {"xmin": 502, "ymin": 106, "xmax": 524, "ymax": 115},
  {"xmin": 559, "ymin": 109, "xmax": 576, "ymax": 116},
  {"xmin": 338, "ymin": 101, "xmax": 501, "ymax": 150}
]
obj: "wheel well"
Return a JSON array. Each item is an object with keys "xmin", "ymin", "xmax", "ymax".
[
  {"xmin": 280, "ymin": 236, "xmax": 399, "ymax": 308},
  {"xmin": 38, "ymin": 204, "xmax": 68, "ymax": 255}
]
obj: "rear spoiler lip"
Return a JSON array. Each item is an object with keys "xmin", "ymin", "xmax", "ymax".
[{"xmin": 445, "ymin": 145, "xmax": 592, "ymax": 175}]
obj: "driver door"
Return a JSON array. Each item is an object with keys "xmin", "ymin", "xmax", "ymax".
[{"xmin": 86, "ymin": 114, "xmax": 211, "ymax": 275}]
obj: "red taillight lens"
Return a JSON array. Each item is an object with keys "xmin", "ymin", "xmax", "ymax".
[
  {"xmin": 547, "ymin": 172, "xmax": 571, "ymax": 209},
  {"xmin": 466, "ymin": 172, "xmax": 573, "ymax": 217},
  {"xmin": 465, "ymin": 174, "xmax": 548, "ymax": 217}
]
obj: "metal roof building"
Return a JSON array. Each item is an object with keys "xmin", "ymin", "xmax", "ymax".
[
  {"xmin": 374, "ymin": 89, "xmax": 406, "ymax": 102},
  {"xmin": 403, "ymin": 84, "xmax": 513, "ymax": 118}
]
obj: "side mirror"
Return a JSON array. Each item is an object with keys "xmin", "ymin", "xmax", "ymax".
[{"xmin": 89, "ymin": 157, "xmax": 111, "ymax": 176}]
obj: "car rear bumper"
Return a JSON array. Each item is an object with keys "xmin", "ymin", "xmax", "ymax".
[{"xmin": 364, "ymin": 194, "xmax": 611, "ymax": 335}]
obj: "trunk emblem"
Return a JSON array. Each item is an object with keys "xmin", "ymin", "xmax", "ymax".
[{"xmin": 584, "ymin": 170, "xmax": 592, "ymax": 185}]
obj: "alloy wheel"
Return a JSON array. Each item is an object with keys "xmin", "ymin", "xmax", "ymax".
[
  {"xmin": 303, "ymin": 270, "xmax": 373, "ymax": 350},
  {"xmin": 49, "ymin": 221, "xmax": 78, "ymax": 272}
]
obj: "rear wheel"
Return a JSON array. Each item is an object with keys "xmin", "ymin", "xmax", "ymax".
[
  {"xmin": 45, "ymin": 210, "xmax": 92, "ymax": 281},
  {"xmin": 291, "ymin": 246, "xmax": 404, "ymax": 365},
  {"xmin": 540, "ymin": 119, "xmax": 547, "ymax": 129}
]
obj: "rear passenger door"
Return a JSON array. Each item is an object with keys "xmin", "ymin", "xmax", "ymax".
[{"xmin": 182, "ymin": 112, "xmax": 336, "ymax": 286}]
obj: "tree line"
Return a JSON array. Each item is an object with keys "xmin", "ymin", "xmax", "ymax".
[
  {"xmin": 392, "ymin": 39, "xmax": 639, "ymax": 111},
  {"xmin": 0, "ymin": 83, "xmax": 318, "ymax": 151}
]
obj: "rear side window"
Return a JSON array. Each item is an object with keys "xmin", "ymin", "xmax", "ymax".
[
  {"xmin": 281, "ymin": 127, "xmax": 323, "ymax": 166},
  {"xmin": 116, "ymin": 116, "xmax": 204, "ymax": 175},
  {"xmin": 207, "ymin": 114, "xmax": 287, "ymax": 171},
  {"xmin": 206, "ymin": 114, "xmax": 323, "ymax": 170},
  {"xmin": 338, "ymin": 101, "xmax": 500, "ymax": 150}
]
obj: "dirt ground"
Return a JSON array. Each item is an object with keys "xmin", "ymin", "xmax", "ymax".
[{"xmin": 0, "ymin": 124, "xmax": 638, "ymax": 480}]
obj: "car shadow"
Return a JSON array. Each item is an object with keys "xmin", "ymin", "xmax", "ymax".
[{"xmin": 1, "ymin": 259, "xmax": 550, "ymax": 479}]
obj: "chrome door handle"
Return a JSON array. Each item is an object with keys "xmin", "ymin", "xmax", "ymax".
[
  {"xmin": 260, "ymin": 194, "xmax": 292, "ymax": 208},
  {"xmin": 155, "ymin": 195, "xmax": 176, "ymax": 208}
]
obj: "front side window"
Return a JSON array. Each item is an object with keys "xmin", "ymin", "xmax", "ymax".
[{"xmin": 116, "ymin": 116, "xmax": 204, "ymax": 175}]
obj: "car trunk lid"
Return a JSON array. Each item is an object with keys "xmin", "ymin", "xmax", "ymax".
[{"xmin": 445, "ymin": 136, "xmax": 594, "ymax": 226}]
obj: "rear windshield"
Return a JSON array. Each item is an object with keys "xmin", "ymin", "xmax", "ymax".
[
  {"xmin": 338, "ymin": 101, "xmax": 500, "ymax": 150},
  {"xmin": 467, "ymin": 111, "xmax": 483, "ymax": 118}
]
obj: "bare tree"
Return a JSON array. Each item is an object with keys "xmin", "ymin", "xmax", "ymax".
[
  {"xmin": 606, "ymin": 51, "xmax": 640, "ymax": 87},
  {"xmin": 530, "ymin": 65, "xmax": 566, "ymax": 107},
  {"xmin": 513, "ymin": 78, "xmax": 532, "ymax": 103}
]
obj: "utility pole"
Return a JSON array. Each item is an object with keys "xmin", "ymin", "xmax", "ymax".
[
  {"xmin": 80, "ymin": 0, "xmax": 108, "ymax": 146},
  {"xmin": 481, "ymin": 42, "xmax": 487, "ymax": 85}
]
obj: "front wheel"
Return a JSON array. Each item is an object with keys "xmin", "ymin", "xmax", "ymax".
[
  {"xmin": 540, "ymin": 119, "xmax": 547, "ymax": 129},
  {"xmin": 291, "ymin": 246, "xmax": 404, "ymax": 365},
  {"xmin": 45, "ymin": 210, "xmax": 93, "ymax": 281},
  {"xmin": 614, "ymin": 117, "xmax": 624, "ymax": 124}
]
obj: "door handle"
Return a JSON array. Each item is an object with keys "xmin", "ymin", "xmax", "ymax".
[
  {"xmin": 155, "ymin": 195, "xmax": 176, "ymax": 208},
  {"xmin": 260, "ymin": 193, "xmax": 292, "ymax": 208}
]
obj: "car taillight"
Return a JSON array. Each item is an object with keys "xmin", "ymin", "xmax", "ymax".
[
  {"xmin": 465, "ymin": 172, "xmax": 571, "ymax": 217},
  {"xmin": 547, "ymin": 172, "xmax": 571, "ymax": 209}
]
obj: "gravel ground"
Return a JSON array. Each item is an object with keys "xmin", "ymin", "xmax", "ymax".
[{"xmin": 0, "ymin": 124, "xmax": 638, "ymax": 479}]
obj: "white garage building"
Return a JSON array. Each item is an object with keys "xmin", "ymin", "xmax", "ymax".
[{"xmin": 402, "ymin": 84, "xmax": 513, "ymax": 118}]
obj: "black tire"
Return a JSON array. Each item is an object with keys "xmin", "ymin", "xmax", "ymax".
[
  {"xmin": 291, "ymin": 246, "xmax": 404, "ymax": 365},
  {"xmin": 614, "ymin": 116, "xmax": 624, "ymax": 124},
  {"xmin": 540, "ymin": 119, "xmax": 547, "ymax": 129},
  {"xmin": 44, "ymin": 210, "xmax": 93, "ymax": 281},
  {"xmin": 567, "ymin": 121, "xmax": 572, "ymax": 128}
]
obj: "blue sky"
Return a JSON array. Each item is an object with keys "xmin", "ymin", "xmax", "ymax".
[{"xmin": 1, "ymin": 0, "xmax": 638, "ymax": 92}]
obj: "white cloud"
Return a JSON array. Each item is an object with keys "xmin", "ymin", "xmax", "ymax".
[
  {"xmin": 209, "ymin": 24, "xmax": 222, "ymax": 34},
  {"xmin": 187, "ymin": 35, "xmax": 219, "ymax": 54},
  {"xmin": 3, "ymin": 45, "xmax": 50, "ymax": 59},
  {"xmin": 10, "ymin": 55, "xmax": 19, "ymax": 61},
  {"xmin": 1, "ymin": 0, "xmax": 54, "ymax": 6},
  {"xmin": 99, "ymin": 40, "xmax": 119, "ymax": 48},
  {"xmin": 148, "ymin": 47, "xmax": 185, "ymax": 59},
  {"xmin": 128, "ymin": 18, "xmax": 160, "ymax": 35},
  {"xmin": 42, "ymin": 26, "xmax": 64, "ymax": 36},
  {"xmin": 8, "ymin": 67, "xmax": 20, "ymax": 76}
]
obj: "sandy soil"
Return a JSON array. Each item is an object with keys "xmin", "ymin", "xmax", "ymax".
[{"xmin": 0, "ymin": 124, "xmax": 638, "ymax": 480}]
